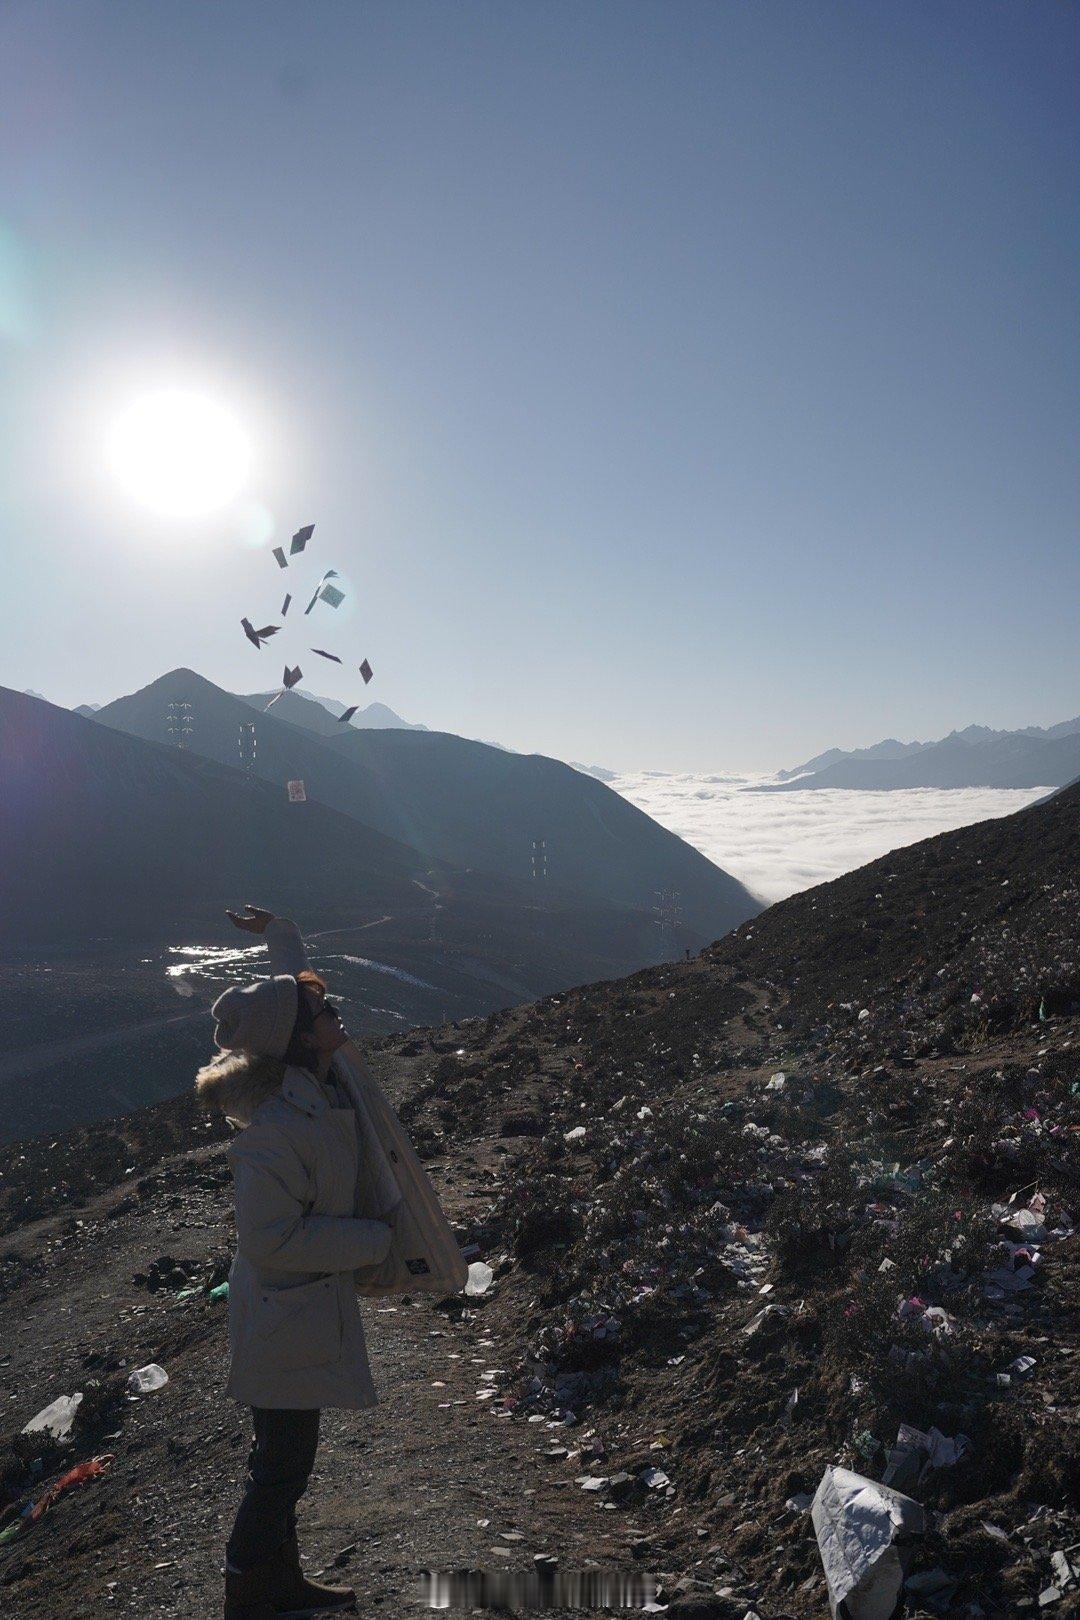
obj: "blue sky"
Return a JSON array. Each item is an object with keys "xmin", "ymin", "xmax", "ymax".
[{"xmin": 1, "ymin": 0, "xmax": 1076, "ymax": 771}]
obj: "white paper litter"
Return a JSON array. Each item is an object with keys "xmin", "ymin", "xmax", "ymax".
[
  {"xmin": 811, "ymin": 1465, "xmax": 925, "ymax": 1620},
  {"xmin": 882, "ymin": 1423, "xmax": 970, "ymax": 1488},
  {"xmin": 22, "ymin": 1392, "xmax": 83, "ymax": 1441}
]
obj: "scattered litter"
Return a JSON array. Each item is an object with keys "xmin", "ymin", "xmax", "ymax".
[
  {"xmin": 465, "ymin": 1262, "xmax": 494, "ymax": 1296},
  {"xmin": 882, "ymin": 1424, "xmax": 971, "ymax": 1491},
  {"xmin": 811, "ymin": 1465, "xmax": 925, "ymax": 1620},
  {"xmin": 287, "ymin": 780, "xmax": 307, "ymax": 803},
  {"xmin": 127, "ymin": 1364, "xmax": 169, "ymax": 1394},
  {"xmin": 22, "ymin": 1393, "xmax": 83, "ymax": 1442}
]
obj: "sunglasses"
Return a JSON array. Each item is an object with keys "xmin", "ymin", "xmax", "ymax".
[{"xmin": 305, "ymin": 988, "xmax": 341, "ymax": 1023}]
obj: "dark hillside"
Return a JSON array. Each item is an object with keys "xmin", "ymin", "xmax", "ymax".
[
  {"xmin": 94, "ymin": 669, "xmax": 758, "ymax": 942},
  {"xmin": 0, "ymin": 781, "xmax": 1075, "ymax": 1617},
  {"xmin": 0, "ymin": 685, "xmax": 423, "ymax": 952},
  {"xmin": 0, "ymin": 686, "xmax": 718, "ymax": 1142},
  {"xmin": 720, "ymin": 776, "xmax": 1080, "ymax": 1044}
]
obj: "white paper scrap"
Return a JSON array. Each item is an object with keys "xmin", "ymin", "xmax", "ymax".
[{"xmin": 811, "ymin": 1465, "xmax": 925, "ymax": 1620}]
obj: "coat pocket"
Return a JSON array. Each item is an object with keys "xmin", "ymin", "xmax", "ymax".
[{"xmin": 252, "ymin": 1275, "xmax": 342, "ymax": 1374}]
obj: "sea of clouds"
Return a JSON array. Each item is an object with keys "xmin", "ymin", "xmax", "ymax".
[{"xmin": 607, "ymin": 772, "xmax": 1051, "ymax": 905}]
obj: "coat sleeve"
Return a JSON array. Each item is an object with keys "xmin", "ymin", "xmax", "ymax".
[
  {"xmin": 264, "ymin": 917, "xmax": 313, "ymax": 979},
  {"xmin": 229, "ymin": 1119, "xmax": 393, "ymax": 1272}
]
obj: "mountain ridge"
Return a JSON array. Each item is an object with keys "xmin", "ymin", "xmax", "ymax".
[
  {"xmin": 771, "ymin": 713, "xmax": 1080, "ymax": 791},
  {"xmin": 91, "ymin": 668, "xmax": 758, "ymax": 940}
]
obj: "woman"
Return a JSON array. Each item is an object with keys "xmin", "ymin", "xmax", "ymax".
[{"xmin": 196, "ymin": 905, "xmax": 402, "ymax": 1620}]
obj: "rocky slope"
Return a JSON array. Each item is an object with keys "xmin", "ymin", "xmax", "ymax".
[{"xmin": 0, "ymin": 785, "xmax": 1076, "ymax": 1617}]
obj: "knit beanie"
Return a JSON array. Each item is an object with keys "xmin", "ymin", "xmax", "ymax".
[{"xmin": 211, "ymin": 974, "xmax": 299, "ymax": 1058}]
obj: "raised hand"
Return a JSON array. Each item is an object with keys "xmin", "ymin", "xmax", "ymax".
[{"xmin": 225, "ymin": 903, "xmax": 277, "ymax": 935}]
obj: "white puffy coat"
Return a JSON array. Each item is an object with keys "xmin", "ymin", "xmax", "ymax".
[
  {"xmin": 223, "ymin": 1062, "xmax": 390, "ymax": 1409},
  {"xmin": 200, "ymin": 917, "xmax": 466, "ymax": 1410}
]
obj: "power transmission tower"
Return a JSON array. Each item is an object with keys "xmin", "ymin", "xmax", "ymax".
[
  {"xmin": 238, "ymin": 722, "xmax": 257, "ymax": 774},
  {"xmin": 653, "ymin": 888, "xmax": 682, "ymax": 942},
  {"xmin": 531, "ymin": 837, "xmax": 548, "ymax": 905},
  {"xmin": 166, "ymin": 701, "xmax": 193, "ymax": 750}
]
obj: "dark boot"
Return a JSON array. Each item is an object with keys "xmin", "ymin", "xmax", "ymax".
[
  {"xmin": 224, "ymin": 1559, "xmax": 282, "ymax": 1620},
  {"xmin": 273, "ymin": 1524, "xmax": 357, "ymax": 1616}
]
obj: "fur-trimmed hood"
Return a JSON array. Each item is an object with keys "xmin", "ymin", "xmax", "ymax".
[{"xmin": 194, "ymin": 1050, "xmax": 288, "ymax": 1128}]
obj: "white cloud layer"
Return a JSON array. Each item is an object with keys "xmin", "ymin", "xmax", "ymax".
[{"xmin": 608, "ymin": 772, "xmax": 1051, "ymax": 904}]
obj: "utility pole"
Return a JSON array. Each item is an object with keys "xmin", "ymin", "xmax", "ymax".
[{"xmin": 166, "ymin": 701, "xmax": 193, "ymax": 750}]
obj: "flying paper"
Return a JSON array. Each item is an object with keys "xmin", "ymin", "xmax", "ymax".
[
  {"xmin": 359, "ymin": 659, "xmax": 373, "ymax": 684},
  {"xmin": 272, "ymin": 547, "xmax": 288, "ymax": 570},
  {"xmin": 319, "ymin": 583, "xmax": 345, "ymax": 609},
  {"xmin": 338, "ymin": 706, "xmax": 359, "ymax": 723},
  {"xmin": 304, "ymin": 569, "xmax": 340, "ymax": 614},
  {"xmin": 290, "ymin": 523, "xmax": 314, "ymax": 555},
  {"xmin": 287, "ymin": 779, "xmax": 307, "ymax": 803},
  {"xmin": 311, "ymin": 648, "xmax": 342, "ymax": 663},
  {"xmin": 283, "ymin": 664, "xmax": 303, "ymax": 689},
  {"xmin": 242, "ymin": 618, "xmax": 279, "ymax": 648},
  {"xmin": 281, "ymin": 593, "xmax": 292, "ymax": 616}
]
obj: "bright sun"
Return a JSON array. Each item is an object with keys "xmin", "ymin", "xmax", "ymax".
[{"xmin": 108, "ymin": 388, "xmax": 251, "ymax": 519}]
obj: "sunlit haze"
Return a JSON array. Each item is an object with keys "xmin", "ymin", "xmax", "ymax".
[{"xmin": 1, "ymin": 2, "xmax": 1077, "ymax": 770}]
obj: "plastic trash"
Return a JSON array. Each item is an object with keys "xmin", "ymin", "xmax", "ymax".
[
  {"xmin": 29, "ymin": 1455, "xmax": 113, "ymax": 1523},
  {"xmin": 209, "ymin": 1281, "xmax": 229, "ymax": 1301},
  {"xmin": 0, "ymin": 1455, "xmax": 114, "ymax": 1545},
  {"xmin": 127, "ymin": 1363, "xmax": 169, "ymax": 1394},
  {"xmin": 22, "ymin": 1393, "xmax": 83, "ymax": 1442},
  {"xmin": 465, "ymin": 1262, "xmax": 494, "ymax": 1296},
  {"xmin": 811, "ymin": 1465, "xmax": 925, "ymax": 1620},
  {"xmin": 882, "ymin": 1424, "xmax": 970, "ymax": 1490}
]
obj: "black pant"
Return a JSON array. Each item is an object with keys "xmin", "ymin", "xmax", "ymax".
[{"xmin": 226, "ymin": 1407, "xmax": 321, "ymax": 1572}]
